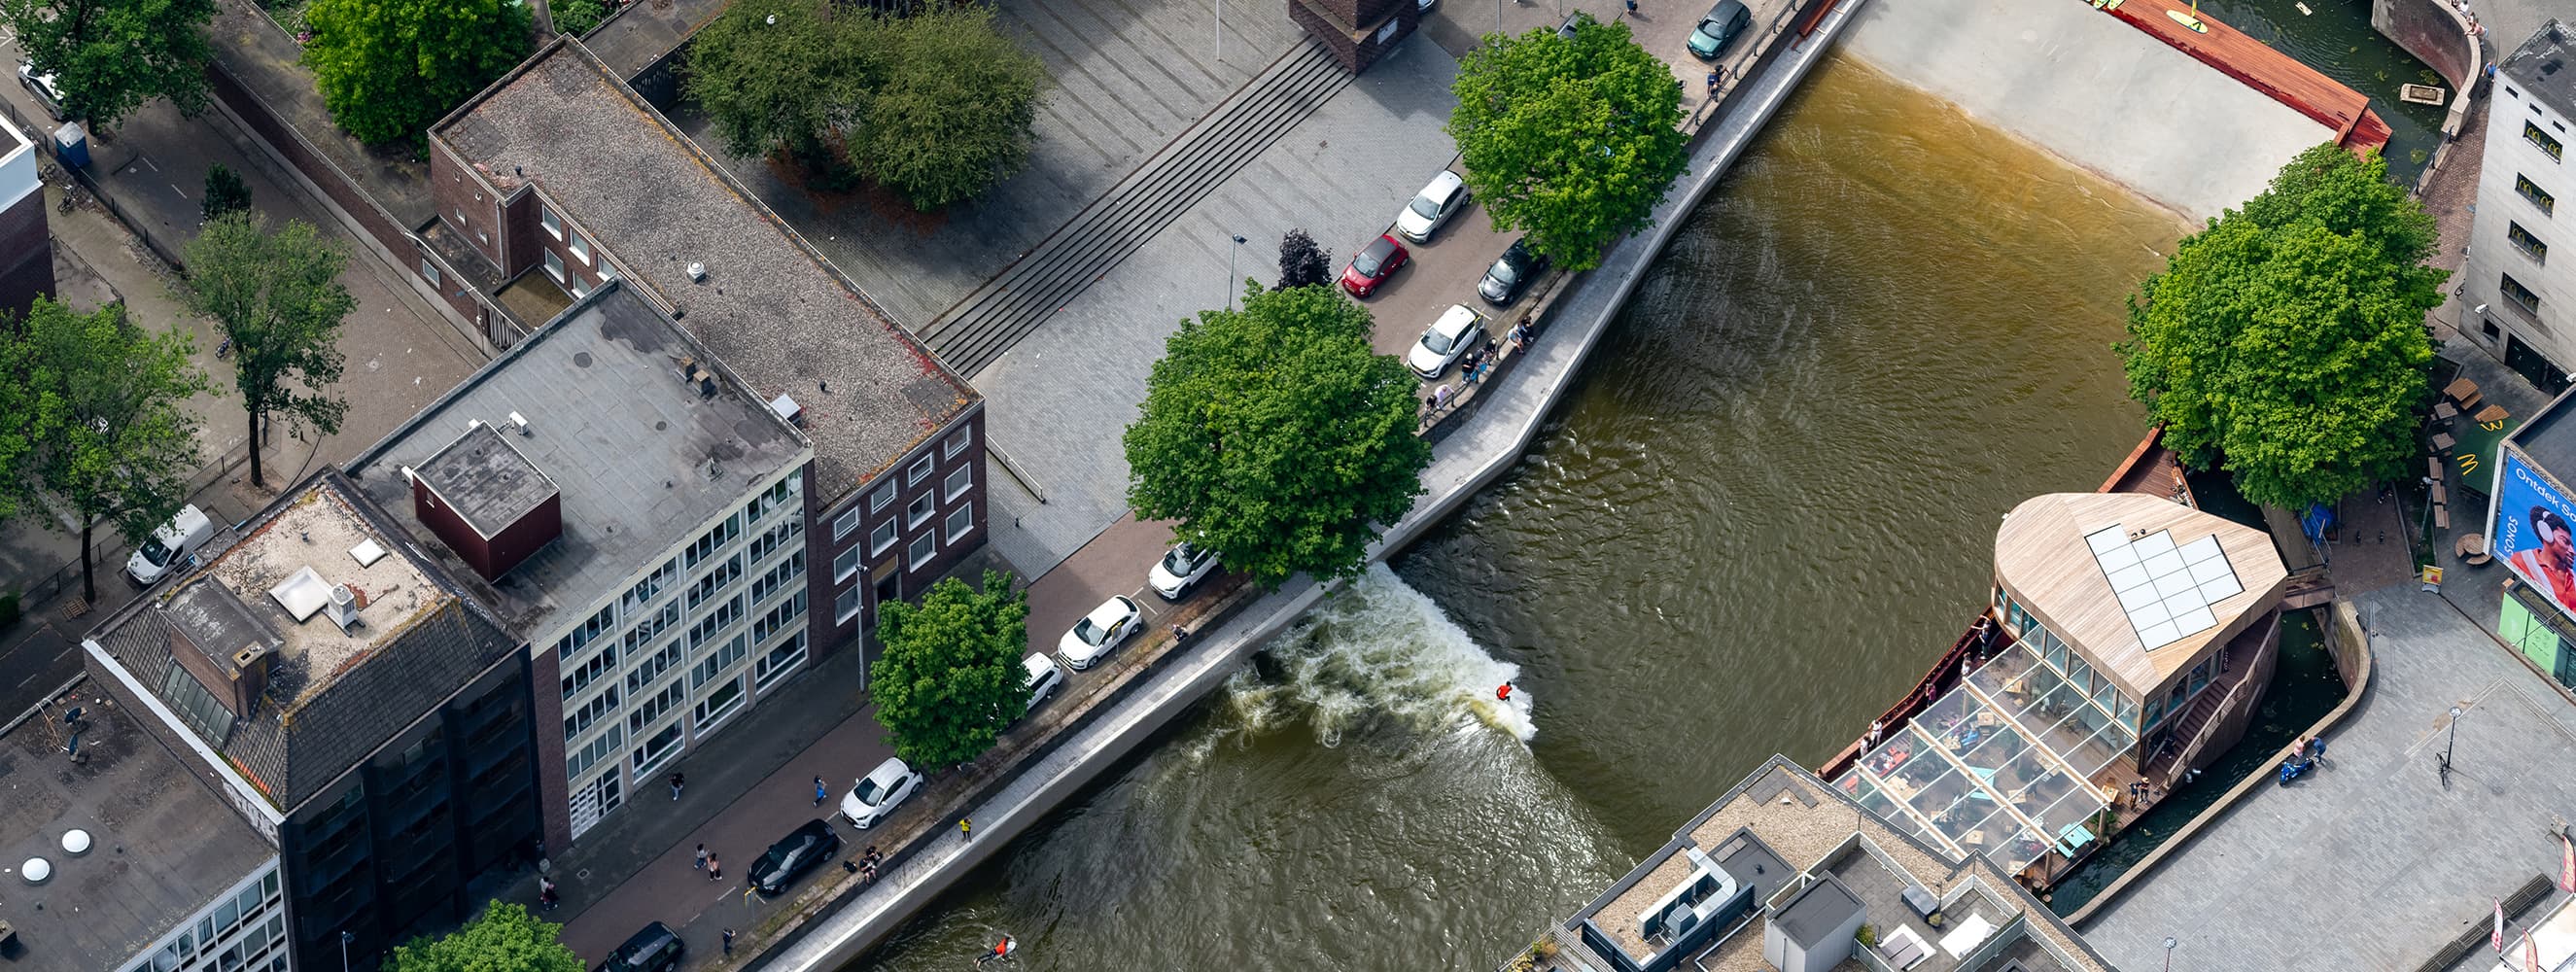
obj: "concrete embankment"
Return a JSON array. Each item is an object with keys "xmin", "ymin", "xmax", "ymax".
[
  {"xmin": 1836, "ymin": 0, "xmax": 2327, "ymax": 223},
  {"xmin": 749, "ymin": 4, "xmax": 1872, "ymax": 967}
]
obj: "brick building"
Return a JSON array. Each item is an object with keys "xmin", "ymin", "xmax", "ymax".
[{"xmin": 0, "ymin": 110, "xmax": 55, "ymax": 319}]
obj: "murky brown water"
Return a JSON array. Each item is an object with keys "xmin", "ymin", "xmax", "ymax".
[{"xmin": 851, "ymin": 52, "xmax": 2182, "ymax": 972}]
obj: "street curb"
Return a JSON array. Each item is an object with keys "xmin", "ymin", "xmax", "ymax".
[{"xmin": 1, "ymin": 675, "xmax": 87, "ymax": 738}]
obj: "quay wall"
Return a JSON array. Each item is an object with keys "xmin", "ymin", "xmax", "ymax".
[
  {"xmin": 2370, "ymin": 0, "xmax": 2482, "ymax": 187},
  {"xmin": 1835, "ymin": 0, "xmax": 2327, "ymax": 223},
  {"xmin": 748, "ymin": 2, "xmax": 1872, "ymax": 967}
]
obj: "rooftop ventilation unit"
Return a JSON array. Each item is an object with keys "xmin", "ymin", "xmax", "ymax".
[
  {"xmin": 324, "ymin": 584, "xmax": 363, "ymax": 635},
  {"xmin": 769, "ymin": 393, "xmax": 804, "ymax": 428},
  {"xmin": 687, "ymin": 261, "xmax": 708, "ymax": 283},
  {"xmin": 508, "ymin": 411, "xmax": 531, "ymax": 436}
]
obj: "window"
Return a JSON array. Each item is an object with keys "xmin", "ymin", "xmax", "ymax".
[
  {"xmin": 870, "ymin": 518, "xmax": 900, "ymax": 556},
  {"xmin": 540, "ymin": 205, "xmax": 563, "ymax": 239},
  {"xmin": 686, "ymin": 553, "xmax": 745, "ymax": 608},
  {"xmin": 564, "ymin": 686, "xmax": 620, "ymax": 741},
  {"xmin": 561, "ymin": 645, "xmax": 619, "ymax": 700},
  {"xmin": 420, "ymin": 259, "xmax": 441, "ymax": 288},
  {"xmin": 2511, "ymin": 222, "xmax": 2550, "ymax": 263},
  {"xmin": 908, "ymin": 533, "xmax": 937, "ymax": 572},
  {"xmin": 747, "ymin": 477, "xmax": 794, "ymax": 525},
  {"xmin": 692, "ymin": 675, "xmax": 746, "ymax": 729},
  {"xmin": 570, "ymin": 276, "xmax": 591, "ymax": 299},
  {"xmin": 870, "ymin": 480, "xmax": 897, "ymax": 513},
  {"xmin": 755, "ymin": 631, "xmax": 808, "ymax": 690},
  {"xmin": 569, "ymin": 229, "xmax": 592, "ymax": 263},
  {"xmin": 554, "ymin": 604, "xmax": 617, "ymax": 659},
  {"xmin": 2530, "ymin": 121, "xmax": 2566, "ymax": 161},
  {"xmin": 748, "ymin": 516, "xmax": 802, "ymax": 562},
  {"xmin": 834, "ymin": 544, "xmax": 862, "ymax": 581},
  {"xmin": 945, "ymin": 428, "xmax": 972, "ymax": 459},
  {"xmin": 627, "ymin": 677, "xmax": 684, "ymax": 736},
  {"xmin": 945, "ymin": 465, "xmax": 972, "ymax": 502},
  {"xmin": 752, "ymin": 590, "xmax": 807, "ymax": 643},
  {"xmin": 907, "ymin": 493, "xmax": 935, "ymax": 529},
  {"xmin": 907, "ymin": 456, "xmax": 934, "ymax": 486},
  {"xmin": 622, "ymin": 599, "xmax": 680, "ymax": 652},
  {"xmin": 566, "ymin": 724, "xmax": 623, "ymax": 778},
  {"xmin": 749, "ymin": 549, "xmax": 806, "ymax": 604},
  {"xmin": 2520, "ymin": 173, "xmax": 2558, "ymax": 216},
  {"xmin": 625, "ymin": 639, "xmax": 682, "ymax": 695},
  {"xmin": 690, "ymin": 633, "xmax": 748, "ymax": 688},
  {"xmin": 683, "ymin": 512, "xmax": 743, "ymax": 569},
  {"xmin": 2504, "ymin": 273, "xmax": 2543, "ymax": 316},
  {"xmin": 836, "ymin": 585, "xmax": 862, "ymax": 623},
  {"xmin": 946, "ymin": 505, "xmax": 973, "ymax": 542},
  {"xmin": 833, "ymin": 505, "xmax": 862, "ymax": 539},
  {"xmin": 543, "ymin": 248, "xmax": 567, "ymax": 284},
  {"xmin": 2485, "ymin": 319, "xmax": 2503, "ymax": 339},
  {"xmin": 687, "ymin": 594, "xmax": 747, "ymax": 650},
  {"xmin": 621, "ymin": 559, "xmax": 679, "ymax": 615}
]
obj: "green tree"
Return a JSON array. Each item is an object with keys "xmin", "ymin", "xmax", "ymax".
[
  {"xmin": 386, "ymin": 901, "xmax": 583, "ymax": 972},
  {"xmin": 7, "ymin": 297, "xmax": 209, "ymax": 604},
  {"xmin": 200, "ymin": 164, "xmax": 252, "ymax": 225},
  {"xmin": 302, "ymin": 0, "xmax": 531, "ymax": 146},
  {"xmin": 2118, "ymin": 150, "xmax": 2445, "ymax": 509},
  {"xmin": 1276, "ymin": 228, "xmax": 1330, "ymax": 291},
  {"xmin": 870, "ymin": 570, "xmax": 1030, "ymax": 770},
  {"xmin": 184, "ymin": 214, "xmax": 355, "ymax": 490},
  {"xmin": 1125, "ymin": 284, "xmax": 1430, "ymax": 586},
  {"xmin": 683, "ymin": 0, "xmax": 871, "ymax": 166},
  {"xmin": 0, "ymin": 314, "xmax": 44, "ymax": 524},
  {"xmin": 1, "ymin": 0, "xmax": 216, "ymax": 128},
  {"xmin": 853, "ymin": 2, "xmax": 1047, "ymax": 210},
  {"xmin": 1446, "ymin": 16, "xmax": 1687, "ymax": 271},
  {"xmin": 549, "ymin": 0, "xmax": 607, "ymax": 35}
]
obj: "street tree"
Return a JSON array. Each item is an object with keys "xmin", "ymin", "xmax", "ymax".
[
  {"xmin": 201, "ymin": 163, "xmax": 252, "ymax": 224},
  {"xmin": 853, "ymin": 2, "xmax": 1048, "ymax": 210},
  {"xmin": 1446, "ymin": 16, "xmax": 1687, "ymax": 272},
  {"xmin": 1276, "ymin": 228, "xmax": 1331, "ymax": 290},
  {"xmin": 185, "ymin": 214, "xmax": 355, "ymax": 490},
  {"xmin": 386, "ymin": 901, "xmax": 583, "ymax": 972},
  {"xmin": 2119, "ymin": 208, "xmax": 2441, "ymax": 510},
  {"xmin": 549, "ymin": 0, "xmax": 607, "ymax": 35},
  {"xmin": 302, "ymin": 0, "xmax": 532, "ymax": 146},
  {"xmin": 869, "ymin": 570, "xmax": 1030, "ymax": 770},
  {"xmin": 8, "ymin": 297, "xmax": 208, "ymax": 604},
  {"xmin": 684, "ymin": 0, "xmax": 872, "ymax": 166},
  {"xmin": 0, "ymin": 315, "xmax": 42, "ymax": 525},
  {"xmin": 1125, "ymin": 283, "xmax": 1429, "ymax": 587},
  {"xmin": 1, "ymin": 0, "xmax": 216, "ymax": 128},
  {"xmin": 2240, "ymin": 143, "xmax": 2443, "ymax": 291}
]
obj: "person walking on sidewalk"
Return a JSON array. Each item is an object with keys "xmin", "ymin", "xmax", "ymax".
[
  {"xmin": 708, "ymin": 852, "xmax": 722, "ymax": 883},
  {"xmin": 959, "ymin": 817, "xmax": 974, "ymax": 843},
  {"xmin": 723, "ymin": 929, "xmax": 737, "ymax": 955},
  {"xmin": 670, "ymin": 772, "xmax": 684, "ymax": 800},
  {"xmin": 694, "ymin": 844, "xmax": 707, "ymax": 870},
  {"xmin": 815, "ymin": 776, "xmax": 829, "ymax": 806}
]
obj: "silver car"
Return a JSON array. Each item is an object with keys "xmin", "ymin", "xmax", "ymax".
[
  {"xmin": 1058, "ymin": 595, "xmax": 1141, "ymax": 671},
  {"xmin": 1148, "ymin": 542, "xmax": 1220, "ymax": 600},
  {"xmin": 1394, "ymin": 170, "xmax": 1469, "ymax": 243},
  {"xmin": 17, "ymin": 62, "xmax": 65, "ymax": 121}
]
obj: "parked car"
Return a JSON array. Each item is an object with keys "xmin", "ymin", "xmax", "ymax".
[
  {"xmin": 126, "ymin": 504, "xmax": 214, "ymax": 586},
  {"xmin": 1022, "ymin": 652, "xmax": 1065, "ymax": 715},
  {"xmin": 16, "ymin": 62, "xmax": 65, "ymax": 122},
  {"xmin": 596, "ymin": 921, "xmax": 683, "ymax": 972},
  {"xmin": 1557, "ymin": 11, "xmax": 1587, "ymax": 40},
  {"xmin": 748, "ymin": 818, "xmax": 842, "ymax": 896},
  {"xmin": 839, "ymin": 757, "xmax": 923, "ymax": 830},
  {"xmin": 1340, "ymin": 233, "xmax": 1410, "ymax": 298},
  {"xmin": 1394, "ymin": 170, "xmax": 1470, "ymax": 243},
  {"xmin": 1687, "ymin": 0, "xmax": 1753, "ymax": 60},
  {"xmin": 1147, "ymin": 542, "xmax": 1220, "ymax": 600},
  {"xmin": 1407, "ymin": 304, "xmax": 1486, "ymax": 380},
  {"xmin": 1058, "ymin": 595, "xmax": 1142, "ymax": 671},
  {"xmin": 1479, "ymin": 239, "xmax": 1549, "ymax": 306}
]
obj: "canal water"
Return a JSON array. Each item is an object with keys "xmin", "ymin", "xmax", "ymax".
[
  {"xmin": 850, "ymin": 52, "xmax": 2181, "ymax": 971},
  {"xmin": 2187, "ymin": 0, "xmax": 2450, "ymax": 181}
]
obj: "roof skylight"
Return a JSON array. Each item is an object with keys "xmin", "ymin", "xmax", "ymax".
[{"xmin": 2085, "ymin": 524, "xmax": 2243, "ymax": 649}]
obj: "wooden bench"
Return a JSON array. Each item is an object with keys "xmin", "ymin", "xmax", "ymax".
[{"xmin": 2431, "ymin": 432, "xmax": 2457, "ymax": 452}]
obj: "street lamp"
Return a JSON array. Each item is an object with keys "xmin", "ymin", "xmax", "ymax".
[
  {"xmin": 340, "ymin": 930, "xmax": 356, "ymax": 972},
  {"xmin": 1214, "ymin": 0, "xmax": 1225, "ymax": 64},
  {"xmin": 2440, "ymin": 705, "xmax": 2465, "ymax": 786},
  {"xmin": 2162, "ymin": 937, "xmax": 2176, "ymax": 971},
  {"xmin": 1226, "ymin": 234, "xmax": 1247, "ymax": 310}
]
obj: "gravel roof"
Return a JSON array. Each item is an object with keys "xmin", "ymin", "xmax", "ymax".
[{"xmin": 431, "ymin": 39, "xmax": 974, "ymax": 503}]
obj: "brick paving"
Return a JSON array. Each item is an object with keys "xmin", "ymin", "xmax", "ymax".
[{"xmin": 2422, "ymin": 90, "xmax": 2488, "ymax": 343}]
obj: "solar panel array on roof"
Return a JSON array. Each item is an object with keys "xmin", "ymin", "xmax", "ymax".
[{"xmin": 2085, "ymin": 524, "xmax": 2244, "ymax": 649}]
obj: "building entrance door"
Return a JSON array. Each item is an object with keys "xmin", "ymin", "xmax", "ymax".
[{"xmin": 2506, "ymin": 333, "xmax": 2572, "ymax": 396}]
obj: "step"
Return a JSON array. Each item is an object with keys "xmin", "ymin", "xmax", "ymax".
[{"xmin": 922, "ymin": 40, "xmax": 1353, "ymax": 377}]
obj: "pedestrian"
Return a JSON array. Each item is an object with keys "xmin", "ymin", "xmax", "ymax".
[
  {"xmin": 2309, "ymin": 736, "xmax": 2328, "ymax": 762},
  {"xmin": 863, "ymin": 861, "xmax": 878, "ymax": 883},
  {"xmin": 670, "ymin": 772, "xmax": 684, "ymax": 801},
  {"xmin": 1865, "ymin": 719, "xmax": 1884, "ymax": 747},
  {"xmin": 539, "ymin": 877, "xmax": 558, "ymax": 911},
  {"xmin": 960, "ymin": 817, "xmax": 974, "ymax": 843},
  {"xmin": 1171, "ymin": 623, "xmax": 1190, "ymax": 643},
  {"xmin": 865, "ymin": 844, "xmax": 881, "ymax": 865},
  {"xmin": 694, "ymin": 843, "xmax": 708, "ymax": 870},
  {"xmin": 708, "ymin": 852, "xmax": 722, "ymax": 883},
  {"xmin": 1432, "ymin": 383, "xmax": 1453, "ymax": 412},
  {"xmin": 814, "ymin": 776, "xmax": 828, "ymax": 806},
  {"xmin": 1624, "ymin": 0, "xmax": 1637, "ymax": 13},
  {"xmin": 723, "ymin": 928, "xmax": 737, "ymax": 956}
]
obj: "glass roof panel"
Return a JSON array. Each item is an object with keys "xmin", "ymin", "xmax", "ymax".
[
  {"xmin": 2003, "ymin": 768, "xmax": 2081, "ymax": 824},
  {"xmin": 1966, "ymin": 643, "xmax": 2042, "ymax": 700},
  {"xmin": 1988, "ymin": 825, "xmax": 2051, "ymax": 873},
  {"xmin": 2086, "ymin": 524, "xmax": 2243, "ymax": 650}
]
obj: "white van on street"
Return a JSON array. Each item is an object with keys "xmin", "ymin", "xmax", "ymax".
[{"xmin": 125, "ymin": 504, "xmax": 213, "ymax": 585}]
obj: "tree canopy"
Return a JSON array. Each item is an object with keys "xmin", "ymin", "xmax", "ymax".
[
  {"xmin": 2118, "ymin": 146, "xmax": 2444, "ymax": 510},
  {"xmin": 549, "ymin": 0, "xmax": 607, "ymax": 35},
  {"xmin": 686, "ymin": 0, "xmax": 1046, "ymax": 208},
  {"xmin": 201, "ymin": 163, "xmax": 252, "ymax": 225},
  {"xmin": 3, "ymin": 297, "xmax": 209, "ymax": 603},
  {"xmin": 1276, "ymin": 228, "xmax": 1331, "ymax": 291},
  {"xmin": 1124, "ymin": 284, "xmax": 1430, "ymax": 587},
  {"xmin": 1446, "ymin": 16, "xmax": 1687, "ymax": 271},
  {"xmin": 1, "ymin": 0, "xmax": 216, "ymax": 128},
  {"xmin": 870, "ymin": 570, "xmax": 1030, "ymax": 769},
  {"xmin": 386, "ymin": 901, "xmax": 583, "ymax": 972},
  {"xmin": 303, "ymin": 0, "xmax": 531, "ymax": 145},
  {"xmin": 186, "ymin": 214, "xmax": 354, "ymax": 489}
]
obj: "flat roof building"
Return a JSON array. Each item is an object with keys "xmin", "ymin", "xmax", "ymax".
[
  {"xmin": 2488, "ymin": 386, "xmax": 2576, "ymax": 690},
  {"xmin": 0, "ymin": 690, "xmax": 287, "ymax": 972},
  {"xmin": 0, "ymin": 107, "xmax": 55, "ymax": 319},
  {"xmin": 2457, "ymin": 20, "xmax": 2576, "ymax": 391},
  {"xmin": 1551, "ymin": 756, "xmax": 2114, "ymax": 972}
]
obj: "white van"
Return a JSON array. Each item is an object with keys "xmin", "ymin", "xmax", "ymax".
[{"xmin": 125, "ymin": 504, "xmax": 213, "ymax": 585}]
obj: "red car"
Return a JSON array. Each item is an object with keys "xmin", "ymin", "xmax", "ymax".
[{"xmin": 1340, "ymin": 233, "xmax": 1410, "ymax": 297}]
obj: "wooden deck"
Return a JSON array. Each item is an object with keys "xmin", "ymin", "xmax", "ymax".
[{"xmin": 2102, "ymin": 0, "xmax": 2392, "ymax": 156}]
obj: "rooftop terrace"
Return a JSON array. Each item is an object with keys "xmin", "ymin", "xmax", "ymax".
[
  {"xmin": 0, "ymin": 692, "xmax": 275, "ymax": 972},
  {"xmin": 430, "ymin": 40, "xmax": 971, "ymax": 503}
]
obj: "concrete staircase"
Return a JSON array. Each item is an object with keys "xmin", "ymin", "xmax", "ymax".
[{"xmin": 920, "ymin": 41, "xmax": 1352, "ymax": 378}]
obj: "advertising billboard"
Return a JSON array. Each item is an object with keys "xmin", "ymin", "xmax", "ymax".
[{"xmin": 2495, "ymin": 451, "xmax": 2576, "ymax": 620}]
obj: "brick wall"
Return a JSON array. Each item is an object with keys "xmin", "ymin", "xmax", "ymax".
[
  {"xmin": 530, "ymin": 646, "xmax": 574, "ymax": 852},
  {"xmin": 808, "ymin": 405, "xmax": 990, "ymax": 662},
  {"xmin": 0, "ymin": 189, "xmax": 52, "ymax": 319}
]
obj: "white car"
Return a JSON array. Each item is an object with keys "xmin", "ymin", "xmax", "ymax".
[
  {"xmin": 1395, "ymin": 170, "xmax": 1469, "ymax": 243},
  {"xmin": 1021, "ymin": 652, "xmax": 1065, "ymax": 715},
  {"xmin": 17, "ymin": 61, "xmax": 65, "ymax": 121},
  {"xmin": 839, "ymin": 757, "xmax": 923, "ymax": 830},
  {"xmin": 1147, "ymin": 542, "xmax": 1220, "ymax": 600},
  {"xmin": 1407, "ymin": 304, "xmax": 1484, "ymax": 379},
  {"xmin": 1058, "ymin": 595, "xmax": 1141, "ymax": 671}
]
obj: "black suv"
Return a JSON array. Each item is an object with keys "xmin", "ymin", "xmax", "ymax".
[
  {"xmin": 749, "ymin": 818, "xmax": 844, "ymax": 896},
  {"xmin": 1479, "ymin": 240, "xmax": 1550, "ymax": 307},
  {"xmin": 596, "ymin": 921, "xmax": 682, "ymax": 972}
]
